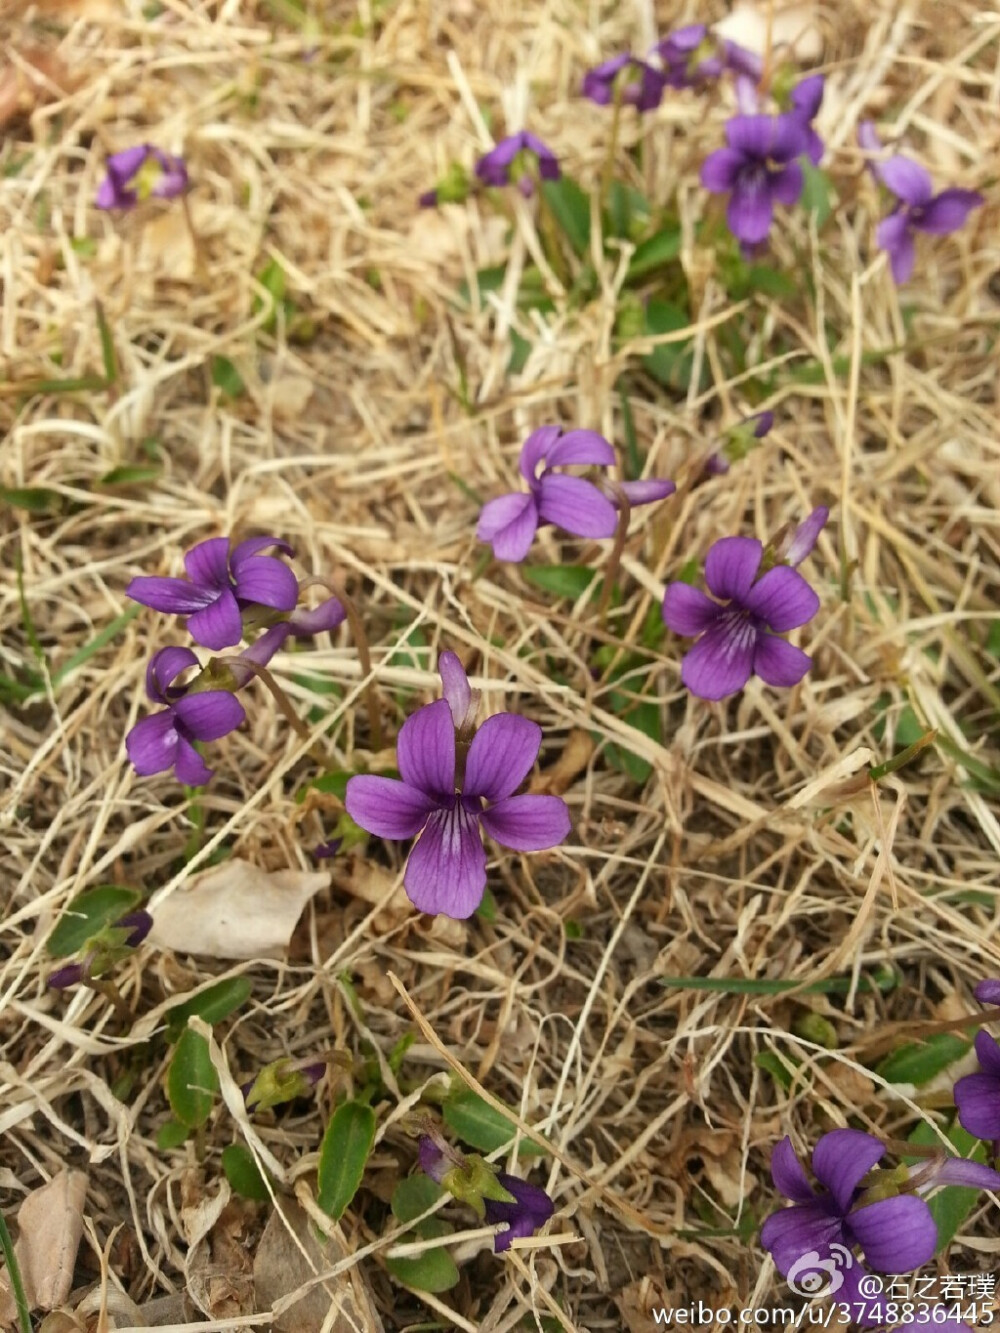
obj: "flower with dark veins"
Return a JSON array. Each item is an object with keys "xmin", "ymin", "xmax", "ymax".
[
  {"xmin": 126, "ymin": 646, "xmax": 245, "ymax": 786},
  {"xmin": 701, "ymin": 113, "xmax": 811, "ymax": 245},
  {"xmin": 477, "ymin": 426, "xmax": 673, "ymax": 561},
  {"xmin": 127, "ymin": 535, "xmax": 300, "ymax": 650},
  {"xmin": 344, "ymin": 660, "xmax": 570, "ymax": 917},
  {"xmin": 762, "ymin": 1129, "xmax": 1000, "ymax": 1324},
  {"xmin": 662, "ymin": 536, "xmax": 820, "ymax": 699}
]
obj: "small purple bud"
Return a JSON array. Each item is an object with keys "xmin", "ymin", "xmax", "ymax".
[
  {"xmin": 975, "ymin": 980, "xmax": 1000, "ymax": 1007},
  {"xmin": 118, "ymin": 909, "xmax": 154, "ymax": 948},
  {"xmin": 48, "ymin": 961, "xmax": 88, "ymax": 990},
  {"xmin": 312, "ymin": 839, "xmax": 343, "ymax": 860},
  {"xmin": 779, "ymin": 506, "xmax": 829, "ymax": 567}
]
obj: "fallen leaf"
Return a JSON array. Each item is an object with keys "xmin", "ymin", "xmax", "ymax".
[
  {"xmin": 253, "ymin": 1198, "xmax": 382, "ymax": 1333},
  {"xmin": 0, "ymin": 1170, "xmax": 87, "ymax": 1323},
  {"xmin": 149, "ymin": 860, "xmax": 330, "ymax": 959}
]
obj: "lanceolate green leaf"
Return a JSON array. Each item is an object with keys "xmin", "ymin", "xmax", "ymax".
[
  {"xmin": 317, "ymin": 1100, "xmax": 376, "ymax": 1220},
  {"xmin": 47, "ymin": 886, "xmax": 144, "ymax": 957},
  {"xmin": 167, "ymin": 1029, "xmax": 220, "ymax": 1129}
]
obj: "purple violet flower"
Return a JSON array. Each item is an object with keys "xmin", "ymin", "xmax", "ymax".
[
  {"xmin": 485, "ymin": 1173, "xmax": 555, "ymax": 1251},
  {"xmin": 96, "ymin": 144, "xmax": 188, "ymax": 210},
  {"xmin": 662, "ymin": 536, "xmax": 820, "ymax": 700},
  {"xmin": 344, "ymin": 656, "xmax": 570, "ymax": 917},
  {"xmin": 655, "ymin": 25, "xmax": 716, "ymax": 86},
  {"xmin": 127, "ymin": 535, "xmax": 300, "ymax": 651},
  {"xmin": 126, "ymin": 646, "xmax": 245, "ymax": 786},
  {"xmin": 477, "ymin": 426, "xmax": 673, "ymax": 562},
  {"xmin": 955, "ymin": 1030, "xmax": 1000, "ymax": 1144},
  {"xmin": 582, "ymin": 55, "xmax": 666, "ymax": 113},
  {"xmin": 761, "ymin": 1130, "xmax": 999, "ymax": 1319},
  {"xmin": 701, "ymin": 113, "xmax": 811, "ymax": 245},
  {"xmin": 875, "ymin": 157, "xmax": 983, "ymax": 285},
  {"xmin": 475, "ymin": 131, "xmax": 561, "ymax": 194}
]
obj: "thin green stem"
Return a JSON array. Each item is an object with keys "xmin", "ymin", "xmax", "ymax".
[
  {"xmin": 600, "ymin": 87, "xmax": 624, "ymax": 215},
  {"xmin": 90, "ymin": 978, "xmax": 133, "ymax": 1028},
  {"xmin": 0, "ymin": 1210, "xmax": 31, "ymax": 1333},
  {"xmin": 224, "ymin": 658, "xmax": 330, "ymax": 765}
]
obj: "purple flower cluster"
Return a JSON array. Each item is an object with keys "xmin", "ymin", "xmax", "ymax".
[
  {"xmin": 859, "ymin": 122, "xmax": 983, "ymax": 283},
  {"xmin": 126, "ymin": 535, "xmax": 344, "ymax": 785},
  {"xmin": 476, "ymin": 425, "xmax": 674, "ymax": 563},
  {"xmin": 345, "ymin": 653, "xmax": 570, "ymax": 917},
  {"xmin": 662, "ymin": 513, "xmax": 826, "ymax": 700},
  {"xmin": 762, "ymin": 1128, "xmax": 1000, "ymax": 1322},
  {"xmin": 96, "ymin": 144, "xmax": 188, "ymax": 210}
]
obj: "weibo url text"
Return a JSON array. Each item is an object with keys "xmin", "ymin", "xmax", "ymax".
[{"xmin": 651, "ymin": 1303, "xmax": 995, "ymax": 1328}]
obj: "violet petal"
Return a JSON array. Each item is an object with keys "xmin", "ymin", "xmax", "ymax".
[
  {"xmin": 752, "ymin": 635, "xmax": 813, "ymax": 688},
  {"xmin": 680, "ymin": 618, "xmax": 757, "ymax": 700},
  {"xmin": 847, "ymin": 1195, "xmax": 936, "ymax": 1273},
  {"xmin": 126, "ymin": 576, "xmax": 215, "ymax": 615},
  {"xmin": 172, "ymin": 690, "xmax": 246, "ymax": 741},
  {"xmin": 344, "ymin": 775, "xmax": 436, "ymax": 838},
  {"xmin": 464, "ymin": 713, "xmax": 542, "ymax": 802},
  {"xmin": 704, "ymin": 536, "xmax": 762, "ymax": 602},
  {"xmin": 770, "ymin": 1136, "xmax": 818, "ymax": 1205},
  {"xmin": 536, "ymin": 473, "xmax": 618, "ymax": 539},
  {"xmin": 480, "ymin": 793, "xmax": 571, "ymax": 851},
  {"xmin": 186, "ymin": 588, "xmax": 245, "ymax": 650},
  {"xmin": 184, "ymin": 536, "xmax": 231, "ymax": 589},
  {"xmin": 396, "ymin": 698, "xmax": 456, "ymax": 798},
  {"xmin": 174, "ymin": 736, "xmax": 214, "ymax": 786},
  {"xmin": 404, "ymin": 802, "xmax": 487, "ymax": 918},
  {"xmin": 744, "ymin": 566, "xmax": 820, "ymax": 632},
  {"xmin": 126, "ymin": 712, "xmax": 178, "ymax": 775},
  {"xmin": 880, "ymin": 156, "xmax": 934, "ymax": 206},
  {"xmin": 477, "ymin": 492, "xmax": 539, "ymax": 562},
  {"xmin": 662, "ymin": 582, "xmax": 720, "ymax": 637},
  {"xmin": 811, "ymin": 1129, "xmax": 884, "ymax": 1214}
]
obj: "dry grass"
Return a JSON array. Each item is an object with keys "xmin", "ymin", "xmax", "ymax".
[{"xmin": 2, "ymin": 0, "xmax": 1000, "ymax": 1328}]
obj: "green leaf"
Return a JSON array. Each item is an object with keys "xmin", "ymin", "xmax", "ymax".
[
  {"xmin": 317, "ymin": 1100, "xmax": 376, "ymax": 1220},
  {"xmin": 385, "ymin": 1219, "xmax": 460, "ymax": 1293},
  {"xmin": 755, "ymin": 1050, "xmax": 803, "ymax": 1091},
  {"xmin": 660, "ymin": 968, "xmax": 899, "ymax": 996},
  {"xmin": 167, "ymin": 1029, "xmax": 220, "ymax": 1129},
  {"xmin": 617, "ymin": 383, "xmax": 641, "ymax": 480},
  {"xmin": 222, "ymin": 1144, "xmax": 270, "ymax": 1201},
  {"xmin": 603, "ymin": 695, "xmax": 660, "ymax": 783},
  {"xmin": 48, "ymin": 886, "xmax": 144, "ymax": 957},
  {"xmin": 800, "ymin": 161, "xmax": 834, "ymax": 226},
  {"xmin": 876, "ymin": 1034, "xmax": 972, "ymax": 1086},
  {"xmin": 95, "ymin": 302, "xmax": 119, "ymax": 384},
  {"xmin": 640, "ymin": 299, "xmax": 693, "ymax": 390},
  {"xmin": 522, "ymin": 565, "xmax": 600, "ymax": 600},
  {"xmin": 253, "ymin": 257, "xmax": 289, "ymax": 334},
  {"xmin": 156, "ymin": 1118, "xmax": 191, "ymax": 1150},
  {"xmin": 211, "ymin": 355, "xmax": 246, "ymax": 398},
  {"xmin": 540, "ymin": 177, "xmax": 591, "ymax": 256},
  {"xmin": 742, "ymin": 265, "xmax": 798, "ymax": 300},
  {"xmin": 475, "ymin": 886, "xmax": 498, "ymax": 922},
  {"xmin": 626, "ymin": 225, "xmax": 682, "ymax": 282},
  {"xmin": 0, "ymin": 486, "xmax": 63, "ymax": 513},
  {"xmin": 97, "ymin": 465, "xmax": 162, "ymax": 487},
  {"xmin": 391, "ymin": 1175, "xmax": 444, "ymax": 1225},
  {"xmin": 165, "ymin": 977, "xmax": 253, "ymax": 1040},
  {"xmin": 906, "ymin": 1122, "xmax": 987, "ymax": 1253},
  {"xmin": 442, "ymin": 1089, "xmax": 546, "ymax": 1157},
  {"xmin": 296, "ymin": 770, "xmax": 352, "ymax": 803},
  {"xmin": 508, "ymin": 328, "xmax": 531, "ymax": 374},
  {"xmin": 52, "ymin": 604, "xmax": 142, "ymax": 688}
]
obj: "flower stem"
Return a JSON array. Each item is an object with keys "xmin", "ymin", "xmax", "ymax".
[
  {"xmin": 318, "ymin": 578, "xmax": 383, "ymax": 752},
  {"xmin": 596, "ymin": 484, "xmax": 631, "ymax": 624},
  {"xmin": 0, "ymin": 1209, "xmax": 31, "ymax": 1333},
  {"xmin": 600, "ymin": 87, "xmax": 624, "ymax": 215},
  {"xmin": 90, "ymin": 978, "xmax": 133, "ymax": 1028},
  {"xmin": 224, "ymin": 658, "xmax": 329, "ymax": 764}
]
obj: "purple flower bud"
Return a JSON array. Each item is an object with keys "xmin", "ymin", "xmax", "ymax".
[
  {"xmin": 96, "ymin": 145, "xmax": 188, "ymax": 210},
  {"xmin": 662, "ymin": 535, "xmax": 820, "ymax": 699},
  {"xmin": 778, "ymin": 506, "xmax": 829, "ymax": 567},
  {"xmin": 48, "ymin": 961, "xmax": 88, "ymax": 990},
  {"xmin": 312, "ymin": 838, "xmax": 343, "ymax": 860},
  {"xmin": 975, "ymin": 979, "xmax": 1000, "ymax": 1007},
  {"xmin": 418, "ymin": 1135, "xmax": 455, "ymax": 1184},
  {"xmin": 118, "ymin": 910, "xmax": 154, "ymax": 948}
]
